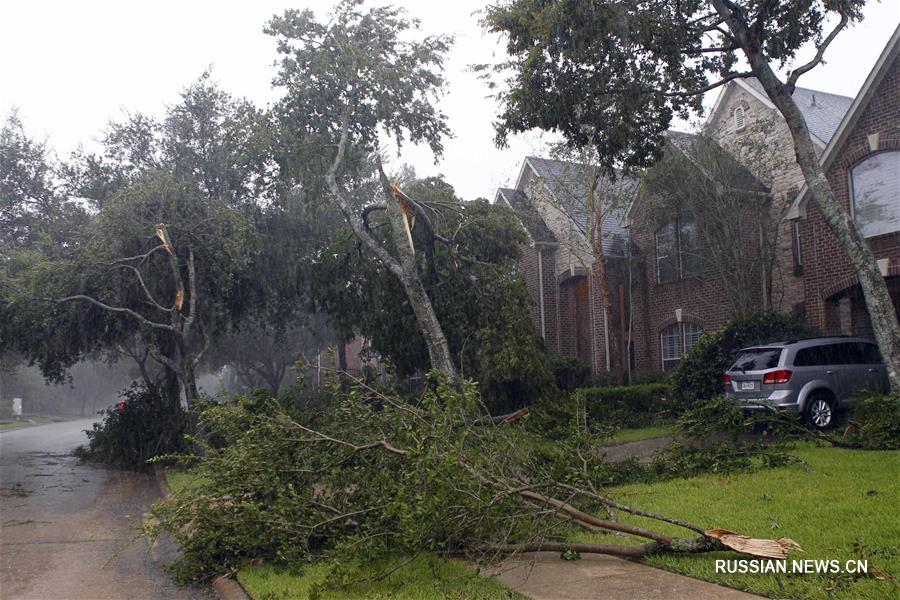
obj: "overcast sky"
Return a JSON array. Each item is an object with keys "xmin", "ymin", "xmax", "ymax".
[{"xmin": 2, "ymin": 1, "xmax": 898, "ymax": 200}]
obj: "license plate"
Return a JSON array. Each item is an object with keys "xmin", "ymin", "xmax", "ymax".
[{"xmin": 741, "ymin": 382, "xmax": 755, "ymax": 390}]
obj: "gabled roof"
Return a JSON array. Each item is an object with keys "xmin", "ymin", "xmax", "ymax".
[
  {"xmin": 520, "ymin": 156, "xmax": 632, "ymax": 255},
  {"xmin": 709, "ymin": 77, "xmax": 852, "ymax": 147},
  {"xmin": 495, "ymin": 187, "xmax": 555, "ymax": 244},
  {"xmin": 665, "ymin": 130, "xmax": 769, "ymax": 194},
  {"xmin": 787, "ymin": 24, "xmax": 900, "ymax": 220},
  {"xmin": 743, "ymin": 78, "xmax": 852, "ymax": 145}
]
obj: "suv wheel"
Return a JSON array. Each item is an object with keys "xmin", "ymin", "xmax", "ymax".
[{"xmin": 805, "ymin": 394, "xmax": 835, "ymax": 430}]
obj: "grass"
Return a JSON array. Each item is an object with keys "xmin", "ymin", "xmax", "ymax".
[
  {"xmin": 575, "ymin": 442, "xmax": 900, "ymax": 599},
  {"xmin": 236, "ymin": 554, "xmax": 520, "ymax": 599},
  {"xmin": 0, "ymin": 416, "xmax": 70, "ymax": 432},
  {"xmin": 605, "ymin": 424, "xmax": 676, "ymax": 445},
  {"xmin": 165, "ymin": 469, "xmax": 208, "ymax": 495}
]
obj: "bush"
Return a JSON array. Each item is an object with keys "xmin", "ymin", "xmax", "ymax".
[
  {"xmin": 574, "ymin": 384, "xmax": 673, "ymax": 428},
  {"xmin": 551, "ymin": 355, "xmax": 591, "ymax": 392},
  {"xmin": 74, "ymin": 383, "xmax": 188, "ymax": 470},
  {"xmin": 0, "ymin": 396, "xmax": 12, "ymax": 419},
  {"xmin": 669, "ymin": 311, "xmax": 816, "ymax": 411},
  {"xmin": 848, "ymin": 394, "xmax": 900, "ymax": 450},
  {"xmin": 530, "ymin": 383, "xmax": 672, "ymax": 439},
  {"xmin": 629, "ymin": 370, "xmax": 670, "ymax": 385}
]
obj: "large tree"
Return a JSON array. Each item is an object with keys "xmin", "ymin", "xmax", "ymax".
[
  {"xmin": 0, "ymin": 112, "xmax": 88, "ymax": 255},
  {"xmin": 310, "ymin": 176, "xmax": 554, "ymax": 411},
  {"xmin": 4, "ymin": 173, "xmax": 257, "ymax": 406},
  {"xmin": 266, "ymin": 0, "xmax": 460, "ymax": 380},
  {"xmin": 485, "ymin": 0, "xmax": 900, "ymax": 391}
]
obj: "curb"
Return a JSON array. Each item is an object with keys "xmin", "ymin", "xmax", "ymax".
[
  {"xmin": 153, "ymin": 467, "xmax": 252, "ymax": 600},
  {"xmin": 212, "ymin": 576, "xmax": 251, "ymax": 600}
]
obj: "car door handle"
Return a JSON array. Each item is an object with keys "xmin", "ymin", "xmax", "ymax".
[
  {"xmin": 825, "ymin": 370, "xmax": 836, "ymax": 374},
  {"xmin": 867, "ymin": 368, "xmax": 878, "ymax": 372}
]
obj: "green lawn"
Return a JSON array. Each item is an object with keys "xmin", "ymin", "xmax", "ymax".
[
  {"xmin": 236, "ymin": 555, "xmax": 519, "ymax": 599},
  {"xmin": 576, "ymin": 442, "xmax": 900, "ymax": 599},
  {"xmin": 0, "ymin": 416, "xmax": 70, "ymax": 432},
  {"xmin": 165, "ymin": 469, "xmax": 208, "ymax": 494},
  {"xmin": 605, "ymin": 424, "xmax": 676, "ymax": 445}
]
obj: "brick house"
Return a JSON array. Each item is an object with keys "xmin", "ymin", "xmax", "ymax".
[
  {"xmin": 786, "ymin": 25, "xmax": 900, "ymax": 338},
  {"xmin": 501, "ymin": 25, "xmax": 899, "ymax": 375},
  {"xmin": 495, "ymin": 157, "xmax": 631, "ymax": 375},
  {"xmin": 625, "ymin": 131, "xmax": 771, "ymax": 372}
]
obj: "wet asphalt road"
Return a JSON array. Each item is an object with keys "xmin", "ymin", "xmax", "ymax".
[{"xmin": 0, "ymin": 419, "xmax": 213, "ymax": 600}]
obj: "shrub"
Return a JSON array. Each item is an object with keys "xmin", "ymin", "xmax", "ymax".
[
  {"xmin": 848, "ymin": 394, "xmax": 900, "ymax": 450},
  {"xmin": 574, "ymin": 384, "xmax": 673, "ymax": 428},
  {"xmin": 551, "ymin": 355, "xmax": 591, "ymax": 392},
  {"xmin": 629, "ymin": 370, "xmax": 670, "ymax": 385},
  {"xmin": 0, "ymin": 396, "xmax": 12, "ymax": 419},
  {"xmin": 74, "ymin": 383, "xmax": 188, "ymax": 470},
  {"xmin": 530, "ymin": 383, "xmax": 672, "ymax": 439},
  {"xmin": 669, "ymin": 311, "xmax": 816, "ymax": 411}
]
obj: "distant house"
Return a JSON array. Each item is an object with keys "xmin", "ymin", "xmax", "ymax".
[
  {"xmin": 500, "ymin": 25, "xmax": 900, "ymax": 376},
  {"xmin": 495, "ymin": 156, "xmax": 630, "ymax": 374}
]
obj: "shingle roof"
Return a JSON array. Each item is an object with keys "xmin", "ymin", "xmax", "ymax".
[
  {"xmin": 664, "ymin": 131, "xmax": 769, "ymax": 194},
  {"xmin": 525, "ymin": 156, "xmax": 632, "ymax": 256},
  {"xmin": 743, "ymin": 78, "xmax": 853, "ymax": 144},
  {"xmin": 496, "ymin": 187, "xmax": 555, "ymax": 243}
]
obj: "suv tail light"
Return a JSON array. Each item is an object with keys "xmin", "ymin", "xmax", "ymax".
[
  {"xmin": 723, "ymin": 374, "xmax": 732, "ymax": 388},
  {"xmin": 763, "ymin": 370, "xmax": 793, "ymax": 384}
]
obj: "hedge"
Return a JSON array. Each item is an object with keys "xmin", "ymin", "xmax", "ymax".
[{"xmin": 573, "ymin": 383, "xmax": 673, "ymax": 428}]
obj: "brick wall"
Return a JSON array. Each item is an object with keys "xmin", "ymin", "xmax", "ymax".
[
  {"xmin": 798, "ymin": 53, "xmax": 900, "ymax": 335},
  {"xmin": 628, "ymin": 229, "xmax": 740, "ymax": 371},
  {"xmin": 708, "ymin": 84, "xmax": 813, "ymax": 313}
]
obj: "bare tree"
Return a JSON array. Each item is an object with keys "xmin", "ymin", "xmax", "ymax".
[
  {"xmin": 521, "ymin": 148, "xmax": 638, "ymax": 380},
  {"xmin": 638, "ymin": 132, "xmax": 781, "ymax": 318}
]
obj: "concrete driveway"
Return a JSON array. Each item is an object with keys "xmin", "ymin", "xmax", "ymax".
[{"xmin": 0, "ymin": 418, "xmax": 212, "ymax": 600}]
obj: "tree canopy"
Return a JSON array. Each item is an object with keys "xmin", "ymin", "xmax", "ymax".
[{"xmin": 483, "ymin": 0, "xmax": 864, "ymax": 173}]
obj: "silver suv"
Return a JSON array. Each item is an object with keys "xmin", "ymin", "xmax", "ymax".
[{"xmin": 724, "ymin": 337, "xmax": 889, "ymax": 429}]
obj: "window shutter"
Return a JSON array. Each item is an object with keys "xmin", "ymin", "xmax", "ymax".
[{"xmin": 734, "ymin": 106, "xmax": 745, "ymax": 131}]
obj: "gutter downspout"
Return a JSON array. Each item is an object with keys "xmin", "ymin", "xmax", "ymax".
[
  {"xmin": 537, "ymin": 248, "xmax": 547, "ymax": 339},
  {"xmin": 602, "ymin": 303, "xmax": 611, "ymax": 372}
]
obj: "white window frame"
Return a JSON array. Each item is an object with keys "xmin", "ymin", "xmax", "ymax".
[
  {"xmin": 660, "ymin": 322, "xmax": 703, "ymax": 371},
  {"xmin": 849, "ymin": 151, "xmax": 900, "ymax": 239}
]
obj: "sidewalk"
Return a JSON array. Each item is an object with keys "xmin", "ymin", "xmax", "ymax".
[{"xmin": 484, "ymin": 551, "xmax": 762, "ymax": 599}]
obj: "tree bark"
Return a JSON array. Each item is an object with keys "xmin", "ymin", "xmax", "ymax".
[
  {"xmin": 590, "ymin": 206, "xmax": 623, "ymax": 381},
  {"xmin": 323, "ymin": 110, "xmax": 457, "ymax": 382},
  {"xmin": 377, "ymin": 169, "xmax": 458, "ymax": 381},
  {"xmin": 713, "ymin": 0, "xmax": 900, "ymax": 392}
]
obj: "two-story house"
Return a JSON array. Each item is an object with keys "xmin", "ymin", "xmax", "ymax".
[{"xmin": 501, "ymin": 25, "xmax": 899, "ymax": 376}]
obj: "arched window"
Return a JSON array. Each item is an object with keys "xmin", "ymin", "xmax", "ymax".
[
  {"xmin": 733, "ymin": 106, "xmax": 746, "ymax": 131},
  {"xmin": 851, "ymin": 151, "xmax": 900, "ymax": 238},
  {"xmin": 660, "ymin": 322, "xmax": 703, "ymax": 371}
]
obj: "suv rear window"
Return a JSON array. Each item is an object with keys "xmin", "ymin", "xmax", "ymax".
[{"xmin": 730, "ymin": 348, "xmax": 783, "ymax": 371}]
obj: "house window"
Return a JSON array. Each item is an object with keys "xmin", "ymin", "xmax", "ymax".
[
  {"xmin": 851, "ymin": 151, "xmax": 900, "ymax": 238},
  {"xmin": 660, "ymin": 322, "xmax": 703, "ymax": 371},
  {"xmin": 733, "ymin": 106, "xmax": 746, "ymax": 131},
  {"xmin": 655, "ymin": 216, "xmax": 700, "ymax": 283}
]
